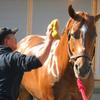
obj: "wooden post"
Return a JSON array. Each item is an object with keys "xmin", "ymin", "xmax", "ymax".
[
  {"xmin": 92, "ymin": 0, "xmax": 97, "ymax": 73},
  {"xmin": 67, "ymin": 0, "xmax": 74, "ymax": 5},
  {"xmin": 92, "ymin": 0, "xmax": 97, "ymax": 15},
  {"xmin": 27, "ymin": 0, "xmax": 33, "ymax": 35}
]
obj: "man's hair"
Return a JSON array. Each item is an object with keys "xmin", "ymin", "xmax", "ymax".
[{"xmin": 0, "ymin": 27, "xmax": 18, "ymax": 44}]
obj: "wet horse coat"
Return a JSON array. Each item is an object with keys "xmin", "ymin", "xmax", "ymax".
[{"xmin": 17, "ymin": 5, "xmax": 100, "ymax": 100}]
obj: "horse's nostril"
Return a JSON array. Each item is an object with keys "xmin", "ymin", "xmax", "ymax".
[
  {"xmin": 74, "ymin": 64, "xmax": 80, "ymax": 78},
  {"xmin": 75, "ymin": 64, "xmax": 78, "ymax": 70},
  {"xmin": 89, "ymin": 62, "xmax": 92, "ymax": 66}
]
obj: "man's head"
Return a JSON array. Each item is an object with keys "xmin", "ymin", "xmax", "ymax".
[{"xmin": 0, "ymin": 27, "xmax": 18, "ymax": 50}]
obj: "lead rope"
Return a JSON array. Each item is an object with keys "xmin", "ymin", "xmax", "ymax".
[{"xmin": 77, "ymin": 78, "xmax": 88, "ymax": 100}]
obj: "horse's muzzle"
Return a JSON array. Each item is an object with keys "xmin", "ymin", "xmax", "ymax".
[{"xmin": 73, "ymin": 57, "xmax": 92, "ymax": 79}]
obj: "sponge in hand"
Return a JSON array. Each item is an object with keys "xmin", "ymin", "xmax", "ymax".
[{"xmin": 50, "ymin": 19, "xmax": 60, "ymax": 39}]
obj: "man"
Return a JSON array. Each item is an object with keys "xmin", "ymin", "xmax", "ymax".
[{"xmin": 0, "ymin": 26, "xmax": 54, "ymax": 100}]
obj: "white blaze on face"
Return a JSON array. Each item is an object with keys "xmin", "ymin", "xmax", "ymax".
[
  {"xmin": 80, "ymin": 24, "xmax": 88, "ymax": 47},
  {"xmin": 80, "ymin": 24, "xmax": 88, "ymax": 39}
]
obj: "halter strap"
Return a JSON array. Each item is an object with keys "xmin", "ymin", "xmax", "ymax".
[{"xmin": 67, "ymin": 32, "xmax": 92, "ymax": 63}]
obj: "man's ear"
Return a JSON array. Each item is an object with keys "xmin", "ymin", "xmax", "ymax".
[{"xmin": 4, "ymin": 37, "xmax": 9, "ymax": 45}]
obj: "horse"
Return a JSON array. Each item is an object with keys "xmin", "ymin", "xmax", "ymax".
[{"xmin": 17, "ymin": 5, "xmax": 100, "ymax": 100}]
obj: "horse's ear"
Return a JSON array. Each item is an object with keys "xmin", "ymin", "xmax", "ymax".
[
  {"xmin": 68, "ymin": 5, "xmax": 80, "ymax": 20},
  {"xmin": 94, "ymin": 13, "xmax": 100, "ymax": 22}
]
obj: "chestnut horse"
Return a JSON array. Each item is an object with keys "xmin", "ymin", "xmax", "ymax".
[{"xmin": 17, "ymin": 5, "xmax": 100, "ymax": 100}]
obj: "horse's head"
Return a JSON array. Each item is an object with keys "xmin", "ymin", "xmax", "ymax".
[{"xmin": 66, "ymin": 5, "xmax": 100, "ymax": 79}]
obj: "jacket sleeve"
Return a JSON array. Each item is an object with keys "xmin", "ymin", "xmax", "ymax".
[{"xmin": 5, "ymin": 51, "xmax": 42, "ymax": 71}]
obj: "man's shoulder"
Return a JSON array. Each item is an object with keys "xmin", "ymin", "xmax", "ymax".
[{"xmin": 0, "ymin": 45, "xmax": 13, "ymax": 52}]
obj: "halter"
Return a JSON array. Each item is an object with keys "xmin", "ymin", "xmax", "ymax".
[
  {"xmin": 67, "ymin": 38, "xmax": 91, "ymax": 63},
  {"xmin": 67, "ymin": 24, "xmax": 92, "ymax": 64}
]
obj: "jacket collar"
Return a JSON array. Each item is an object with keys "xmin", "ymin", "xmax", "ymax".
[{"xmin": 0, "ymin": 45, "xmax": 13, "ymax": 54}]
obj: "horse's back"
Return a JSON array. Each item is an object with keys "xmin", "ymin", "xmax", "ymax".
[{"xmin": 17, "ymin": 35, "xmax": 46, "ymax": 54}]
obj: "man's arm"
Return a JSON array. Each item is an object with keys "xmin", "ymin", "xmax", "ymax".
[
  {"xmin": 5, "ymin": 23, "xmax": 54, "ymax": 71},
  {"xmin": 37, "ymin": 25, "xmax": 54, "ymax": 64},
  {"xmin": 37, "ymin": 38, "xmax": 53, "ymax": 64}
]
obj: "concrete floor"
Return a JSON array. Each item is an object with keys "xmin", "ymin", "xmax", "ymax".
[{"xmin": 92, "ymin": 94, "xmax": 100, "ymax": 100}]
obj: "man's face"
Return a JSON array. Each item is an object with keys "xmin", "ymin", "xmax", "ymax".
[{"xmin": 4, "ymin": 34, "xmax": 17, "ymax": 50}]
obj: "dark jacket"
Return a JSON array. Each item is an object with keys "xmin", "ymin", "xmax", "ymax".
[{"xmin": 0, "ymin": 45, "xmax": 42, "ymax": 100}]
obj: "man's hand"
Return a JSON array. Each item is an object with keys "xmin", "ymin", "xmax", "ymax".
[
  {"xmin": 46, "ymin": 23, "xmax": 53, "ymax": 41},
  {"xmin": 38, "ymin": 19, "xmax": 60, "ymax": 65},
  {"xmin": 46, "ymin": 19, "xmax": 60, "ymax": 40}
]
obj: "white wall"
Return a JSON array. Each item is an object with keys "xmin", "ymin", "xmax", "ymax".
[
  {"xmin": 95, "ymin": 0, "xmax": 100, "ymax": 79},
  {"xmin": 0, "ymin": 0, "xmax": 93, "ymax": 39},
  {"xmin": 0, "ymin": 0, "xmax": 27, "ymax": 41},
  {"xmin": 32, "ymin": 0, "xmax": 68, "ymax": 35},
  {"xmin": 32, "ymin": 0, "xmax": 92, "ymax": 35}
]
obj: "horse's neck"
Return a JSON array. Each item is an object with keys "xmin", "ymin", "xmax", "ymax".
[
  {"xmin": 44, "ymin": 33, "xmax": 69, "ymax": 79},
  {"xmin": 44, "ymin": 40, "xmax": 60, "ymax": 78},
  {"xmin": 56, "ymin": 33, "xmax": 69, "ymax": 74}
]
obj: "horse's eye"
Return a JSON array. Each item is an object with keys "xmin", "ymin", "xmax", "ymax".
[{"xmin": 71, "ymin": 32, "xmax": 80, "ymax": 39}]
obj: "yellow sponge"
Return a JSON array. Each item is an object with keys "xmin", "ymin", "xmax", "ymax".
[{"xmin": 50, "ymin": 19, "xmax": 60, "ymax": 39}]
